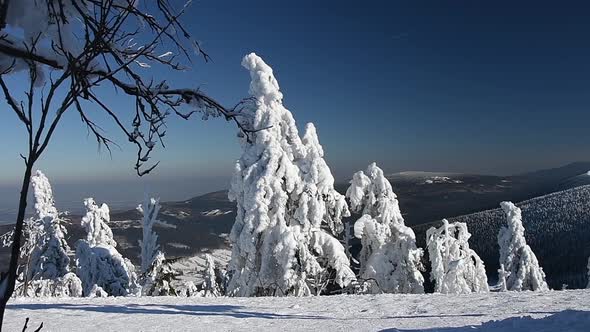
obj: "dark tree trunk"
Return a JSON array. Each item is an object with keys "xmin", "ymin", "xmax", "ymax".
[{"xmin": 0, "ymin": 162, "xmax": 34, "ymax": 327}]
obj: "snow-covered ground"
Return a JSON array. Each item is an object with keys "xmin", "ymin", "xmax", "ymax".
[{"xmin": 4, "ymin": 290, "xmax": 590, "ymax": 331}]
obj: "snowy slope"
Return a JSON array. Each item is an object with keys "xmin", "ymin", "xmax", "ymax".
[{"xmin": 4, "ymin": 290, "xmax": 590, "ymax": 331}]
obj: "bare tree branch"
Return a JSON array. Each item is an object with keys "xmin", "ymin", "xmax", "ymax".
[{"xmin": 0, "ymin": 1, "xmax": 262, "ymax": 327}]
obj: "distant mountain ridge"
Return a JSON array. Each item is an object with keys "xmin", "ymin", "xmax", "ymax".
[{"xmin": 2, "ymin": 161, "xmax": 590, "ymax": 286}]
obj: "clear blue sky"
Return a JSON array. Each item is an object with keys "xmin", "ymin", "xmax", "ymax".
[{"xmin": 1, "ymin": 0, "xmax": 589, "ymax": 207}]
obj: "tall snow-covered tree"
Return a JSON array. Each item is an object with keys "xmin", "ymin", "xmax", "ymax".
[
  {"xmin": 27, "ymin": 171, "xmax": 71, "ymax": 281},
  {"xmin": 346, "ymin": 162, "xmax": 424, "ymax": 294},
  {"xmin": 136, "ymin": 195, "xmax": 179, "ymax": 296},
  {"xmin": 498, "ymin": 201, "xmax": 548, "ymax": 291},
  {"xmin": 138, "ymin": 196, "xmax": 162, "ymax": 274},
  {"xmin": 202, "ymin": 254, "xmax": 222, "ymax": 297},
  {"xmin": 76, "ymin": 198, "xmax": 137, "ymax": 297},
  {"xmin": 426, "ymin": 219, "xmax": 488, "ymax": 294},
  {"xmin": 227, "ymin": 53, "xmax": 355, "ymax": 297}
]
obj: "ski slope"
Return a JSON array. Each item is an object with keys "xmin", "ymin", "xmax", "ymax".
[{"xmin": 4, "ymin": 290, "xmax": 590, "ymax": 331}]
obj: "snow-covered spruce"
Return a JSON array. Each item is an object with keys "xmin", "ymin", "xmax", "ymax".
[
  {"xmin": 138, "ymin": 196, "xmax": 162, "ymax": 274},
  {"xmin": 202, "ymin": 254, "xmax": 222, "ymax": 297},
  {"xmin": 140, "ymin": 252, "xmax": 180, "ymax": 296},
  {"xmin": 346, "ymin": 163, "xmax": 424, "ymax": 294},
  {"xmin": 497, "ymin": 201, "xmax": 548, "ymax": 291},
  {"xmin": 227, "ymin": 53, "xmax": 355, "ymax": 297},
  {"xmin": 76, "ymin": 198, "xmax": 137, "ymax": 297},
  {"xmin": 426, "ymin": 219, "xmax": 488, "ymax": 294},
  {"xmin": 24, "ymin": 272, "xmax": 83, "ymax": 298},
  {"xmin": 136, "ymin": 195, "xmax": 180, "ymax": 296},
  {"xmin": 76, "ymin": 242, "xmax": 138, "ymax": 297},
  {"xmin": 27, "ymin": 171, "xmax": 72, "ymax": 282}
]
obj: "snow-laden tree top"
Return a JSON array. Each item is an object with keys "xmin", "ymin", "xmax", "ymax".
[
  {"xmin": 28, "ymin": 170, "xmax": 71, "ymax": 281},
  {"xmin": 81, "ymin": 198, "xmax": 116, "ymax": 248},
  {"xmin": 31, "ymin": 170, "xmax": 59, "ymax": 220},
  {"xmin": 242, "ymin": 53, "xmax": 284, "ymax": 106},
  {"xmin": 228, "ymin": 53, "xmax": 354, "ymax": 296},
  {"xmin": 499, "ymin": 202, "xmax": 527, "ymax": 251},
  {"xmin": 347, "ymin": 162, "xmax": 404, "ymax": 227},
  {"xmin": 239, "ymin": 52, "xmax": 303, "ymax": 161}
]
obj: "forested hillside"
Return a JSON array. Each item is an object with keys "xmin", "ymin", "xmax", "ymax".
[{"xmin": 415, "ymin": 185, "xmax": 590, "ymax": 289}]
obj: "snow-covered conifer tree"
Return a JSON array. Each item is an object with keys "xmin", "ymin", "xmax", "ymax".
[
  {"xmin": 180, "ymin": 281, "xmax": 199, "ymax": 297},
  {"xmin": 138, "ymin": 196, "xmax": 162, "ymax": 274},
  {"xmin": 136, "ymin": 195, "xmax": 179, "ymax": 296},
  {"xmin": 202, "ymin": 254, "xmax": 221, "ymax": 297},
  {"xmin": 75, "ymin": 241, "xmax": 137, "ymax": 297},
  {"xmin": 76, "ymin": 198, "xmax": 137, "ymax": 296},
  {"xmin": 346, "ymin": 163, "xmax": 424, "ymax": 294},
  {"xmin": 25, "ymin": 272, "xmax": 83, "ymax": 297},
  {"xmin": 15, "ymin": 218, "xmax": 43, "ymax": 295},
  {"xmin": 140, "ymin": 252, "xmax": 180, "ymax": 296},
  {"xmin": 498, "ymin": 201, "xmax": 548, "ymax": 291},
  {"xmin": 426, "ymin": 219, "xmax": 488, "ymax": 294},
  {"xmin": 227, "ymin": 53, "xmax": 355, "ymax": 297},
  {"xmin": 28, "ymin": 171, "xmax": 71, "ymax": 281}
]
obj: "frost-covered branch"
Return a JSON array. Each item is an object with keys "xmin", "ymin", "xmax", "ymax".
[{"xmin": 0, "ymin": 0, "xmax": 257, "ymax": 176}]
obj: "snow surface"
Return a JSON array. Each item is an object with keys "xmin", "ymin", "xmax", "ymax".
[{"xmin": 4, "ymin": 290, "xmax": 590, "ymax": 331}]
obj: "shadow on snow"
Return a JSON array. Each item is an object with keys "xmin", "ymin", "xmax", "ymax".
[
  {"xmin": 380, "ymin": 310, "xmax": 590, "ymax": 332},
  {"xmin": 8, "ymin": 303, "xmax": 329, "ymax": 320}
]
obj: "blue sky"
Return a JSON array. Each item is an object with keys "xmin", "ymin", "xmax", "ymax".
[{"xmin": 1, "ymin": 0, "xmax": 589, "ymax": 206}]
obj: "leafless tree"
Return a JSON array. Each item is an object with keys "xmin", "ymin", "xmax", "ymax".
[{"xmin": 0, "ymin": 0, "xmax": 255, "ymax": 326}]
